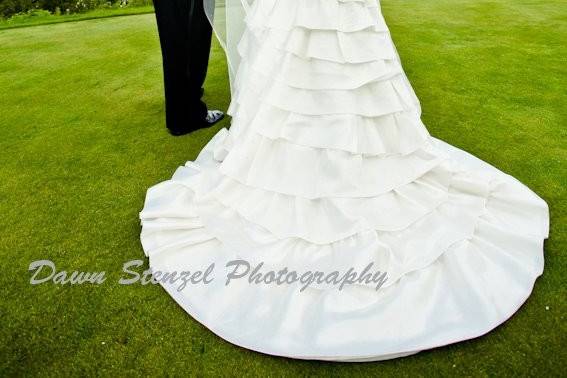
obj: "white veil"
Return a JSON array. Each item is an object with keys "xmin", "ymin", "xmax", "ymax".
[{"xmin": 203, "ymin": 0, "xmax": 252, "ymax": 96}]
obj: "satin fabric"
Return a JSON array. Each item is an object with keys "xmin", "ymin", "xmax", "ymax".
[{"xmin": 140, "ymin": 0, "xmax": 549, "ymax": 361}]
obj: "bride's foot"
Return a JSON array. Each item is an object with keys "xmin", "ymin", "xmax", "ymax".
[{"xmin": 169, "ymin": 110, "xmax": 225, "ymax": 136}]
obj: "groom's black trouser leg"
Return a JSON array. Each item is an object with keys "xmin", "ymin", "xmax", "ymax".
[{"xmin": 153, "ymin": 0, "xmax": 213, "ymax": 132}]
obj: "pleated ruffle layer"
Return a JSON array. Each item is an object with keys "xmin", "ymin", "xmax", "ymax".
[{"xmin": 140, "ymin": 0, "xmax": 549, "ymax": 361}]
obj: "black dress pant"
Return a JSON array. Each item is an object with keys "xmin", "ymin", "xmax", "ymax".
[{"xmin": 153, "ymin": 0, "xmax": 212, "ymax": 132}]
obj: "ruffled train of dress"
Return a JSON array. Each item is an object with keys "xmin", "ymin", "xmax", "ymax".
[{"xmin": 140, "ymin": 0, "xmax": 549, "ymax": 361}]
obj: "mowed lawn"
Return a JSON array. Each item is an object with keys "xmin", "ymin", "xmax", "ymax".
[{"xmin": 0, "ymin": 0, "xmax": 565, "ymax": 376}]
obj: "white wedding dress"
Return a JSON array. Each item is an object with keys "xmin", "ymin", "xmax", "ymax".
[{"xmin": 140, "ymin": 0, "xmax": 549, "ymax": 361}]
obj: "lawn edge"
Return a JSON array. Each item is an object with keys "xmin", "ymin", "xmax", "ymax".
[{"xmin": 0, "ymin": 9, "xmax": 155, "ymax": 31}]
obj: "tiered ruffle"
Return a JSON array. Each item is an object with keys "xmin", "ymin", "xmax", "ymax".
[{"xmin": 140, "ymin": 0, "xmax": 548, "ymax": 361}]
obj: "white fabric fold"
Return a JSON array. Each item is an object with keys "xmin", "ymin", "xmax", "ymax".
[{"xmin": 141, "ymin": 0, "xmax": 549, "ymax": 362}]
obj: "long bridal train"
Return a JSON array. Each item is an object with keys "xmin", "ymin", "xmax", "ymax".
[{"xmin": 140, "ymin": 0, "xmax": 549, "ymax": 361}]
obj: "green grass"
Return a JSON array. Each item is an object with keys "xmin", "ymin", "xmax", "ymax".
[
  {"xmin": 0, "ymin": 5, "xmax": 154, "ymax": 30},
  {"xmin": 0, "ymin": 0, "xmax": 565, "ymax": 375}
]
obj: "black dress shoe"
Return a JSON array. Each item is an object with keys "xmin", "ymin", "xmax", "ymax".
[{"xmin": 168, "ymin": 110, "xmax": 225, "ymax": 136}]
